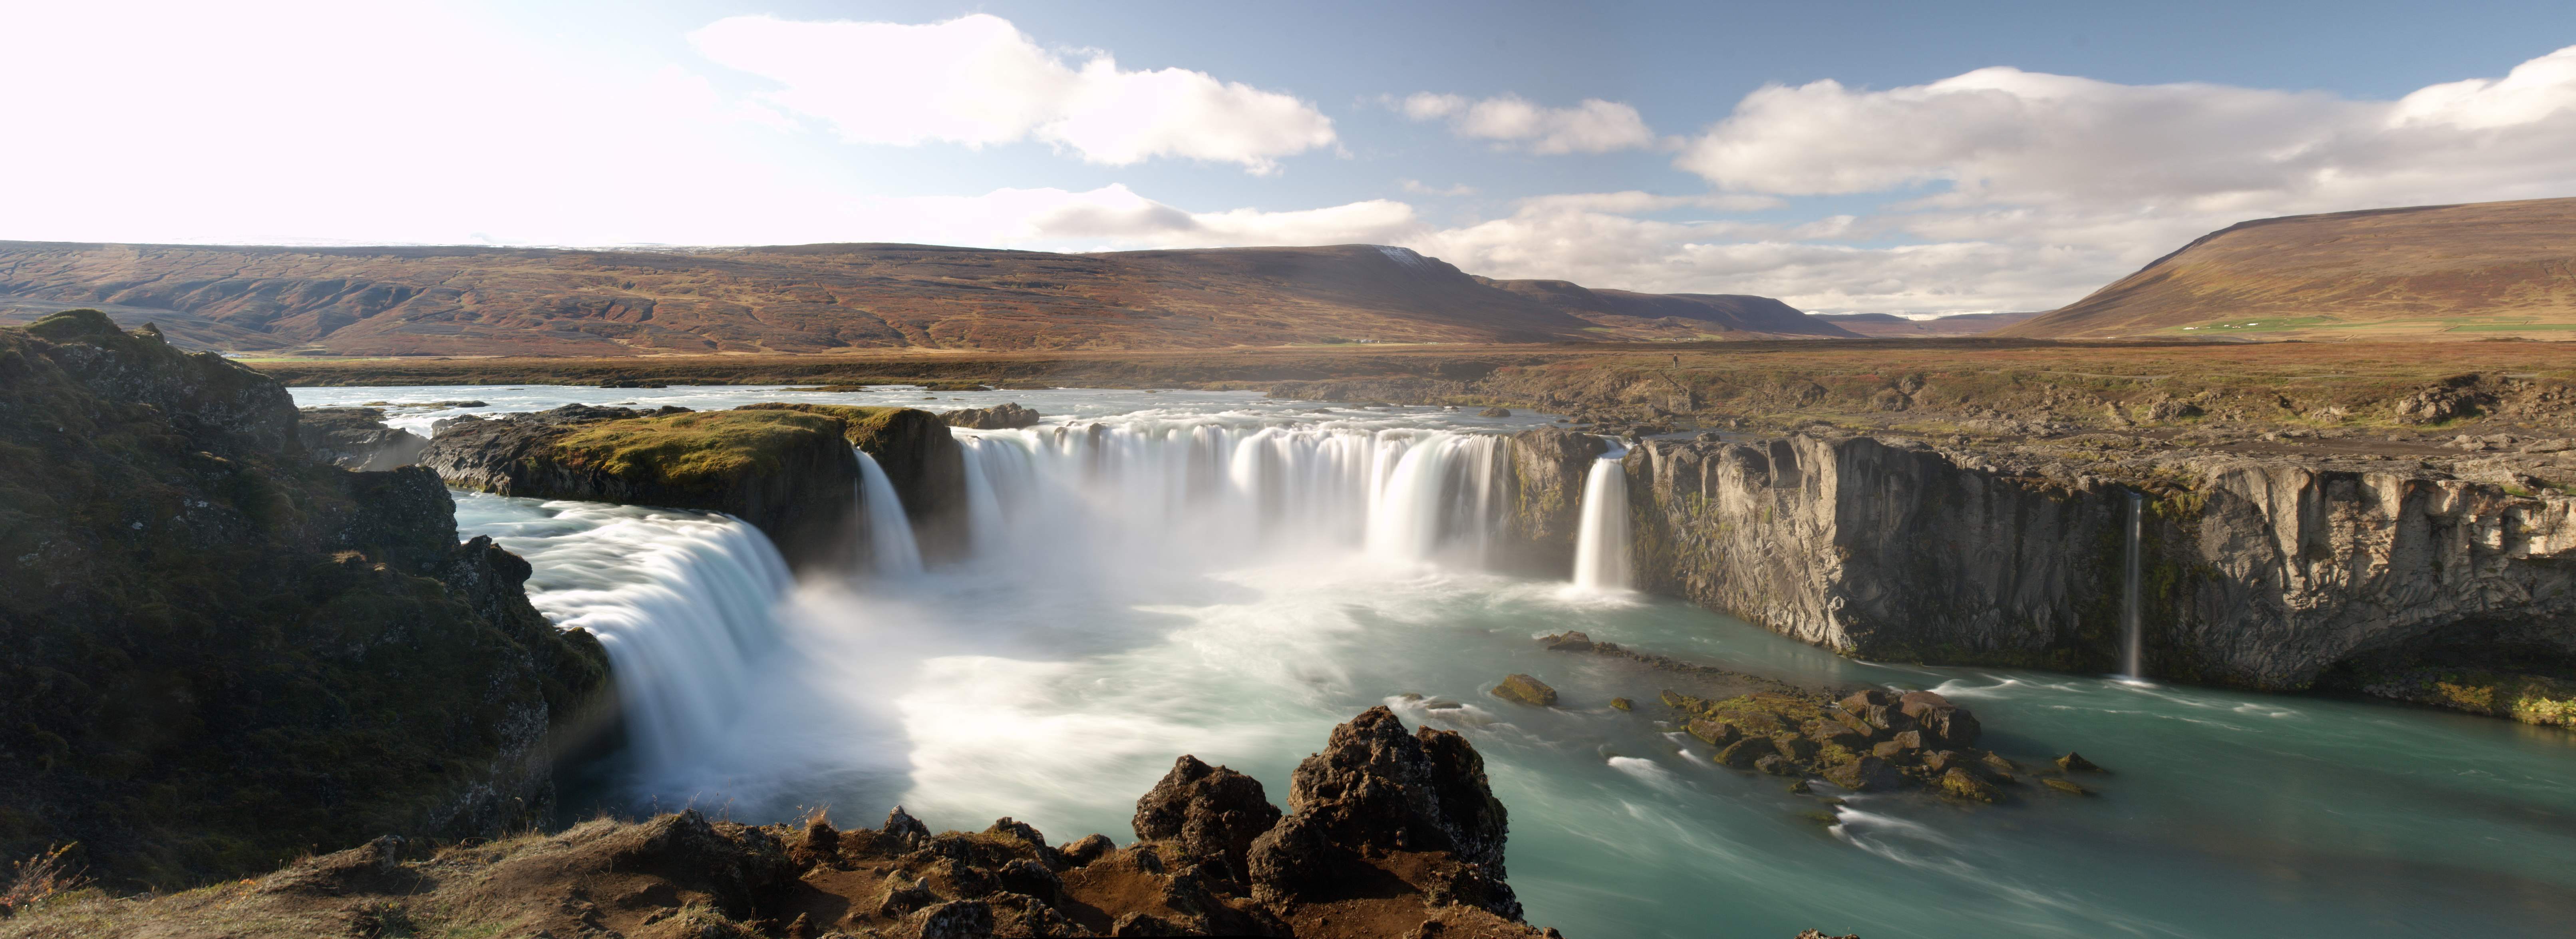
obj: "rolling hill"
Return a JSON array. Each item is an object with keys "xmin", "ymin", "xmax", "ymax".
[
  {"xmin": 2000, "ymin": 197, "xmax": 2576, "ymax": 340},
  {"xmin": 0, "ymin": 241, "xmax": 1852, "ymax": 355}
]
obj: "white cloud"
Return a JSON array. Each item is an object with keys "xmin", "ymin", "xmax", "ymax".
[
  {"xmin": 1395, "ymin": 92, "xmax": 1660, "ymax": 154},
  {"xmin": 1400, "ymin": 179, "xmax": 1478, "ymax": 196},
  {"xmin": 689, "ymin": 14, "xmax": 1337, "ymax": 173},
  {"xmin": 1677, "ymin": 46, "xmax": 2576, "ymax": 214}
]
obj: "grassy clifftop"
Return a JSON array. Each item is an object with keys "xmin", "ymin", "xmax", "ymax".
[
  {"xmin": 0, "ymin": 310, "xmax": 608, "ymax": 889},
  {"xmin": 552, "ymin": 408, "xmax": 857, "ymax": 492}
]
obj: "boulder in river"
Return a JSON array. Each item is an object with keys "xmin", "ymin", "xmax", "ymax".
[
  {"xmin": 1899, "ymin": 690, "xmax": 1983, "ymax": 748},
  {"xmin": 1491, "ymin": 673, "xmax": 1559, "ymax": 707},
  {"xmin": 1939, "ymin": 767, "xmax": 2004, "ymax": 803},
  {"xmin": 2056, "ymin": 752, "xmax": 2104, "ymax": 773},
  {"xmin": 1480, "ymin": 406, "xmax": 1513, "ymax": 418},
  {"xmin": 1822, "ymin": 756, "xmax": 1904, "ymax": 792},
  {"xmin": 942, "ymin": 401, "xmax": 1042, "ymax": 429}
]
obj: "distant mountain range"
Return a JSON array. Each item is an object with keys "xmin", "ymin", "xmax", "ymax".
[
  {"xmin": 1811, "ymin": 311, "xmax": 2042, "ymax": 337},
  {"xmin": 0, "ymin": 241, "xmax": 1856, "ymax": 355},
  {"xmin": 2001, "ymin": 197, "xmax": 2576, "ymax": 340}
]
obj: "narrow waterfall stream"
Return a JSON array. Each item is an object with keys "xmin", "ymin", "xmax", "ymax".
[
  {"xmin": 2123, "ymin": 491, "xmax": 2146, "ymax": 679},
  {"xmin": 854, "ymin": 449, "xmax": 924, "ymax": 577},
  {"xmin": 1569, "ymin": 450, "xmax": 1632, "ymax": 592},
  {"xmin": 302, "ymin": 385, "xmax": 2576, "ymax": 939}
]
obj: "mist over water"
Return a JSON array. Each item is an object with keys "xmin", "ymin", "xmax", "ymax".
[{"xmin": 305, "ymin": 385, "xmax": 2576, "ymax": 938}]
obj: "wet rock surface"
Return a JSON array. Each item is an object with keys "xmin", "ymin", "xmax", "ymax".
[
  {"xmin": 297, "ymin": 406, "xmax": 429, "ymax": 470},
  {"xmin": 11, "ymin": 709, "xmax": 1560, "ymax": 938}
]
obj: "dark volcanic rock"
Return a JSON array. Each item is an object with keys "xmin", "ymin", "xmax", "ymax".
[
  {"xmin": 1133, "ymin": 755, "xmax": 1283, "ymax": 885},
  {"xmin": 1500, "ymin": 427, "xmax": 1608, "ymax": 572},
  {"xmin": 6, "ymin": 709, "xmax": 1559, "ymax": 937},
  {"xmin": 298, "ymin": 406, "xmax": 429, "ymax": 469},
  {"xmin": 941, "ymin": 401, "xmax": 1042, "ymax": 429},
  {"xmin": 0, "ymin": 310, "xmax": 608, "ymax": 889},
  {"xmin": 1249, "ymin": 706, "xmax": 1521, "ymax": 920}
]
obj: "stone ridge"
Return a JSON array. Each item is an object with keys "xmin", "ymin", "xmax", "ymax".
[{"xmin": 0, "ymin": 310, "xmax": 610, "ymax": 889}]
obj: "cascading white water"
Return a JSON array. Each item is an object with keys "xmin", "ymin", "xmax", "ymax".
[
  {"xmin": 1570, "ymin": 453, "xmax": 1633, "ymax": 591},
  {"xmin": 2122, "ymin": 491, "xmax": 2145, "ymax": 679},
  {"xmin": 855, "ymin": 449, "xmax": 924, "ymax": 577},
  {"xmin": 949, "ymin": 418, "xmax": 1505, "ymax": 567},
  {"xmin": 451, "ymin": 494, "xmax": 795, "ymax": 775}
]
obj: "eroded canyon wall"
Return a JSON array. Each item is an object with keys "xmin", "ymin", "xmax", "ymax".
[{"xmin": 1506, "ymin": 430, "xmax": 2576, "ymax": 694}]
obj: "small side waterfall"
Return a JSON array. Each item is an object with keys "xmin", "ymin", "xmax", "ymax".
[
  {"xmin": 855, "ymin": 450, "xmax": 924, "ymax": 577},
  {"xmin": 2121, "ymin": 491, "xmax": 2145, "ymax": 678},
  {"xmin": 1570, "ymin": 453, "xmax": 1632, "ymax": 591}
]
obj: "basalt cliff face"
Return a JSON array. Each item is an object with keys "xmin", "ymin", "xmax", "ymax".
[
  {"xmin": 0, "ymin": 311, "xmax": 609, "ymax": 889},
  {"xmin": 1504, "ymin": 430, "xmax": 2576, "ymax": 711}
]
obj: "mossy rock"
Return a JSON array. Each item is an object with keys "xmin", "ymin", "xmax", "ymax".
[
  {"xmin": 1609, "ymin": 696, "xmax": 1633, "ymax": 711},
  {"xmin": 1491, "ymin": 674, "xmax": 1558, "ymax": 707},
  {"xmin": 1938, "ymin": 768, "xmax": 2003, "ymax": 804}
]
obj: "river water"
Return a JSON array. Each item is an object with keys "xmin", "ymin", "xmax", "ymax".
[{"xmin": 294, "ymin": 384, "xmax": 2576, "ymax": 938}]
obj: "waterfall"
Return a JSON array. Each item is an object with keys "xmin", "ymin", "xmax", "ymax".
[
  {"xmin": 855, "ymin": 449, "xmax": 924, "ymax": 577},
  {"xmin": 1366, "ymin": 434, "xmax": 1505, "ymax": 563},
  {"xmin": 2122, "ymin": 491, "xmax": 2145, "ymax": 679},
  {"xmin": 1570, "ymin": 453, "xmax": 1632, "ymax": 591},
  {"xmin": 944, "ymin": 420, "xmax": 1502, "ymax": 567},
  {"xmin": 452, "ymin": 495, "xmax": 795, "ymax": 776}
]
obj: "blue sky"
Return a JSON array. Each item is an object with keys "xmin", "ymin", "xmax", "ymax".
[{"xmin": 10, "ymin": 1, "xmax": 2576, "ymax": 314}]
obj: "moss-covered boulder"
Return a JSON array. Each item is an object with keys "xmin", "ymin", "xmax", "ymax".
[
  {"xmin": 422, "ymin": 405, "xmax": 863, "ymax": 568},
  {"xmin": 1490, "ymin": 674, "xmax": 1558, "ymax": 707},
  {"xmin": 0, "ymin": 311, "xmax": 608, "ymax": 889}
]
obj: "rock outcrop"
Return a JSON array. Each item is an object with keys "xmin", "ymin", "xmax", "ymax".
[
  {"xmin": 10, "ymin": 709, "xmax": 1559, "ymax": 939},
  {"xmin": 0, "ymin": 310, "xmax": 609, "ymax": 889},
  {"xmin": 1511, "ymin": 430, "xmax": 2576, "ymax": 703},
  {"xmin": 739, "ymin": 403, "xmax": 970, "ymax": 561},
  {"xmin": 942, "ymin": 401, "xmax": 1042, "ymax": 430},
  {"xmin": 1499, "ymin": 427, "xmax": 1608, "ymax": 573},
  {"xmin": 297, "ymin": 406, "xmax": 429, "ymax": 469},
  {"xmin": 421, "ymin": 404, "xmax": 865, "ymax": 569}
]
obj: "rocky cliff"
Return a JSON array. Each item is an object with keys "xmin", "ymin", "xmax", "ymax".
[
  {"xmin": 421, "ymin": 405, "xmax": 866, "ymax": 569},
  {"xmin": 739, "ymin": 403, "xmax": 969, "ymax": 561},
  {"xmin": 0, "ymin": 310, "xmax": 610, "ymax": 889},
  {"xmin": 1506, "ymin": 428, "xmax": 2576, "ymax": 717}
]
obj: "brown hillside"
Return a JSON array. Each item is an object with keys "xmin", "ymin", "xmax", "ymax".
[
  {"xmin": 2000, "ymin": 197, "xmax": 2576, "ymax": 340},
  {"xmin": 1813, "ymin": 311, "xmax": 2040, "ymax": 337},
  {"xmin": 0, "ymin": 241, "xmax": 1847, "ymax": 355},
  {"xmin": 1477, "ymin": 278, "xmax": 1857, "ymax": 339}
]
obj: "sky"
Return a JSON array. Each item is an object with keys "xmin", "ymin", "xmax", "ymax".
[{"xmin": 8, "ymin": 0, "xmax": 2576, "ymax": 315}]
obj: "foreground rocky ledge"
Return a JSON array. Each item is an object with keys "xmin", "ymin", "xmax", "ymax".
[{"xmin": 0, "ymin": 709, "xmax": 1675, "ymax": 938}]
